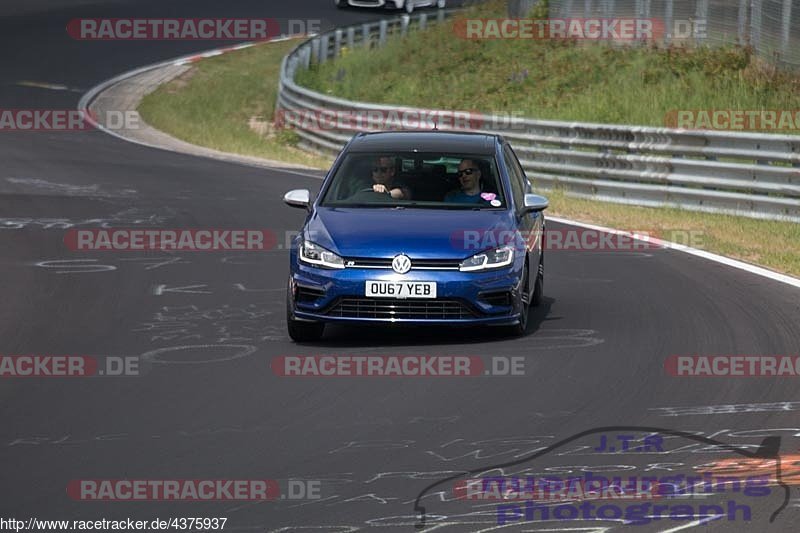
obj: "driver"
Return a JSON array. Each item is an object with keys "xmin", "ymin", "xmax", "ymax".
[{"xmin": 370, "ymin": 156, "xmax": 411, "ymax": 200}]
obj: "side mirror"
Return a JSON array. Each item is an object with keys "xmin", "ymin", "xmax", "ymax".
[
  {"xmin": 522, "ymin": 193, "xmax": 549, "ymax": 213},
  {"xmin": 284, "ymin": 189, "xmax": 311, "ymax": 210}
]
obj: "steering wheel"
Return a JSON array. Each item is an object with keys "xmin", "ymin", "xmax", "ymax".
[{"xmin": 346, "ymin": 187, "xmax": 393, "ymax": 202}]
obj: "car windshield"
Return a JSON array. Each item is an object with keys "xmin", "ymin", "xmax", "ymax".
[{"xmin": 319, "ymin": 152, "xmax": 506, "ymax": 209}]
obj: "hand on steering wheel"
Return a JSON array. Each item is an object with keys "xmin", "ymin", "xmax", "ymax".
[{"xmin": 359, "ymin": 186, "xmax": 390, "ymax": 195}]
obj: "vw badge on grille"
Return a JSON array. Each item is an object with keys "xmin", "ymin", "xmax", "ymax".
[{"xmin": 391, "ymin": 254, "xmax": 412, "ymax": 274}]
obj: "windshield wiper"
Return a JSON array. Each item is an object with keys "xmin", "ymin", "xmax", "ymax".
[{"xmin": 396, "ymin": 203, "xmax": 474, "ymax": 210}]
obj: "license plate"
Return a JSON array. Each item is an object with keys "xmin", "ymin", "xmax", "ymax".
[{"xmin": 365, "ymin": 281, "xmax": 436, "ymax": 298}]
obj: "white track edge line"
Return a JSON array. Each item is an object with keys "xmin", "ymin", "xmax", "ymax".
[{"xmin": 547, "ymin": 215, "xmax": 800, "ymax": 289}]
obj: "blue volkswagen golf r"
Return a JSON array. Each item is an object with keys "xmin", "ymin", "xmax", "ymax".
[{"xmin": 283, "ymin": 131, "xmax": 548, "ymax": 342}]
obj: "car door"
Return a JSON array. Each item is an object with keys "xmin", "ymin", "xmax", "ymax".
[{"xmin": 502, "ymin": 143, "xmax": 542, "ymax": 288}]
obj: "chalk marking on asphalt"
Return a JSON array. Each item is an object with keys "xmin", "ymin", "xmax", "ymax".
[
  {"xmin": 16, "ymin": 81, "xmax": 79, "ymax": 92},
  {"xmin": 153, "ymin": 284, "xmax": 212, "ymax": 295},
  {"xmin": 658, "ymin": 517, "xmax": 722, "ymax": 532},
  {"xmin": 139, "ymin": 344, "xmax": 256, "ymax": 364}
]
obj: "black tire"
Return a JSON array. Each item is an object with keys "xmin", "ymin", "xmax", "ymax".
[
  {"xmin": 508, "ymin": 263, "xmax": 530, "ymax": 336},
  {"xmin": 286, "ymin": 283, "xmax": 325, "ymax": 342},
  {"xmin": 532, "ymin": 253, "xmax": 544, "ymax": 307}
]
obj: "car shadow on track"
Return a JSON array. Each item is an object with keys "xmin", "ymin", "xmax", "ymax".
[{"xmin": 301, "ymin": 296, "xmax": 555, "ymax": 346}]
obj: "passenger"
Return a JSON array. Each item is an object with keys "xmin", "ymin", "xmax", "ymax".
[{"xmin": 444, "ymin": 159, "xmax": 495, "ymax": 204}]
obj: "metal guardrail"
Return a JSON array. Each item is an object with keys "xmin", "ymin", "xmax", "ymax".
[
  {"xmin": 552, "ymin": 0, "xmax": 800, "ymax": 71},
  {"xmin": 276, "ymin": 11, "xmax": 800, "ymax": 222}
]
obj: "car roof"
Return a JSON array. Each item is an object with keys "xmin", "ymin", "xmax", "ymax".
[{"xmin": 345, "ymin": 131, "xmax": 500, "ymax": 155}]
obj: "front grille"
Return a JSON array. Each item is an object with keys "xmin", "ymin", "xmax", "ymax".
[
  {"xmin": 325, "ymin": 297, "xmax": 477, "ymax": 320},
  {"xmin": 344, "ymin": 258, "xmax": 392, "ymax": 268},
  {"xmin": 343, "ymin": 257, "xmax": 461, "ymax": 270},
  {"xmin": 414, "ymin": 259, "xmax": 462, "ymax": 270}
]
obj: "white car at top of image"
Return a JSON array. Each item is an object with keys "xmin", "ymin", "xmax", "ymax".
[{"xmin": 335, "ymin": 0, "xmax": 446, "ymax": 15}]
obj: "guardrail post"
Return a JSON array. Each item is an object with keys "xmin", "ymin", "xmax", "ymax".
[
  {"xmin": 664, "ymin": 0, "xmax": 673, "ymax": 45},
  {"xmin": 286, "ymin": 56, "xmax": 297, "ymax": 81},
  {"xmin": 737, "ymin": 0, "xmax": 748, "ymax": 45},
  {"xmin": 302, "ymin": 46, "xmax": 311, "ymax": 69},
  {"xmin": 604, "ymin": 0, "xmax": 615, "ymax": 18},
  {"xmin": 379, "ymin": 20, "xmax": 388, "ymax": 46},
  {"xmin": 437, "ymin": 9, "xmax": 445, "ymax": 23},
  {"xmin": 334, "ymin": 29, "xmax": 342, "ymax": 58},
  {"xmin": 751, "ymin": 0, "xmax": 762, "ymax": 52},
  {"xmin": 401, "ymin": 15, "xmax": 409, "ymax": 37},
  {"xmin": 361, "ymin": 23, "xmax": 370, "ymax": 47},
  {"xmin": 347, "ymin": 26, "xmax": 355, "ymax": 49},
  {"xmin": 419, "ymin": 13, "xmax": 428, "ymax": 31},
  {"xmin": 694, "ymin": 0, "xmax": 708, "ymax": 44},
  {"xmin": 781, "ymin": 0, "xmax": 792, "ymax": 64},
  {"xmin": 320, "ymin": 35, "xmax": 329, "ymax": 64},
  {"xmin": 310, "ymin": 37, "xmax": 320, "ymax": 65}
]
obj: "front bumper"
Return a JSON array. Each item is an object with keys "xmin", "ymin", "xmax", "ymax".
[
  {"xmin": 344, "ymin": 0, "xmax": 404, "ymax": 8},
  {"xmin": 289, "ymin": 260, "xmax": 525, "ymax": 325}
]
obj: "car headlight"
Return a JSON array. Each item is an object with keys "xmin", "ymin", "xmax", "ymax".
[
  {"xmin": 459, "ymin": 246, "xmax": 514, "ymax": 272},
  {"xmin": 299, "ymin": 240, "xmax": 345, "ymax": 269}
]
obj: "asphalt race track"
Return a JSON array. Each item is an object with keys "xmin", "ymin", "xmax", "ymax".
[{"xmin": 1, "ymin": 1, "xmax": 799, "ymax": 531}]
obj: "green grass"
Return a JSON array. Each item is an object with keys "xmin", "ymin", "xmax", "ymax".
[
  {"xmin": 546, "ymin": 189, "xmax": 800, "ymax": 276},
  {"xmin": 138, "ymin": 38, "xmax": 333, "ymax": 168},
  {"xmin": 297, "ymin": 0, "xmax": 800, "ymax": 130}
]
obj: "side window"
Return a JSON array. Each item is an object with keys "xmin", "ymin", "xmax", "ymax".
[
  {"xmin": 503, "ymin": 145, "xmax": 525, "ymax": 209},
  {"xmin": 507, "ymin": 145, "xmax": 531, "ymax": 193}
]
